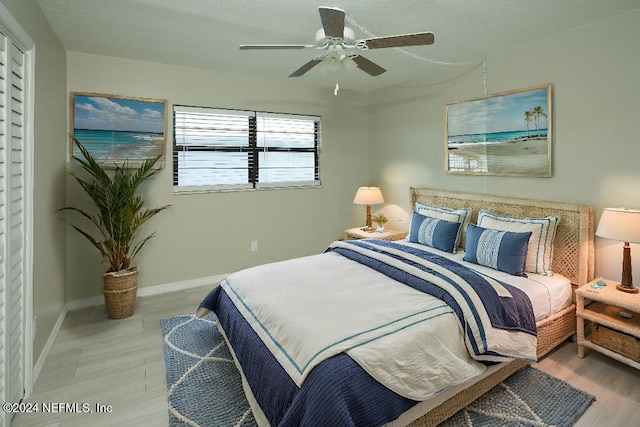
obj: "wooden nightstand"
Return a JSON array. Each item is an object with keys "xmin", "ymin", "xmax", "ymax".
[
  {"xmin": 344, "ymin": 227, "xmax": 408, "ymax": 241},
  {"xmin": 576, "ymin": 278, "xmax": 640, "ymax": 369}
]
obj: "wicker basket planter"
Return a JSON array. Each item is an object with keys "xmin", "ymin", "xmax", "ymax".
[{"xmin": 103, "ymin": 268, "xmax": 138, "ymax": 319}]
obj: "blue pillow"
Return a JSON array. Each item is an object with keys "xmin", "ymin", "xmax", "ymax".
[
  {"xmin": 408, "ymin": 212, "xmax": 462, "ymax": 253},
  {"xmin": 463, "ymin": 223, "xmax": 532, "ymax": 276},
  {"xmin": 414, "ymin": 202, "xmax": 472, "ymax": 250}
]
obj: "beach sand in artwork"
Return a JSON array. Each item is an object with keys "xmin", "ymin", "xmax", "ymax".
[{"xmin": 448, "ymin": 137, "xmax": 549, "ymax": 175}]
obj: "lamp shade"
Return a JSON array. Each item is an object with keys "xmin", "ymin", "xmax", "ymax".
[
  {"xmin": 596, "ymin": 208, "xmax": 640, "ymax": 244},
  {"xmin": 353, "ymin": 187, "xmax": 384, "ymax": 205}
]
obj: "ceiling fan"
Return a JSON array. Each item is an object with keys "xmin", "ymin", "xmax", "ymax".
[{"xmin": 239, "ymin": 6, "xmax": 435, "ymax": 78}]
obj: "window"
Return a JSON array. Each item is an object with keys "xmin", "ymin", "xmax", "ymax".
[{"xmin": 173, "ymin": 105, "xmax": 321, "ymax": 191}]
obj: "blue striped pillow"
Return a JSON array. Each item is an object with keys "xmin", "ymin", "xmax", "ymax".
[
  {"xmin": 408, "ymin": 212, "xmax": 462, "ymax": 253},
  {"xmin": 477, "ymin": 210, "xmax": 559, "ymax": 275},
  {"xmin": 414, "ymin": 202, "xmax": 472, "ymax": 250},
  {"xmin": 463, "ymin": 224, "xmax": 532, "ymax": 276}
]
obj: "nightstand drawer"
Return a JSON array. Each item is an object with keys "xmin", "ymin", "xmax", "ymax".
[{"xmin": 591, "ymin": 323, "xmax": 640, "ymax": 363}]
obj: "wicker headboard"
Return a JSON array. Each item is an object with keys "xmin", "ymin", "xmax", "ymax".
[{"xmin": 409, "ymin": 187, "xmax": 594, "ymax": 286}]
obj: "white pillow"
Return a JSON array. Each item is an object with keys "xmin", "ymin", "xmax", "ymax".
[
  {"xmin": 414, "ymin": 202, "xmax": 472, "ymax": 251},
  {"xmin": 477, "ymin": 210, "xmax": 559, "ymax": 276}
]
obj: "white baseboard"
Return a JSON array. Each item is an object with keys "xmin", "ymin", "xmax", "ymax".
[
  {"xmin": 32, "ymin": 304, "xmax": 67, "ymax": 385},
  {"xmin": 66, "ymin": 273, "xmax": 229, "ymax": 310},
  {"xmin": 33, "ymin": 273, "xmax": 229, "ymax": 386},
  {"xmin": 137, "ymin": 274, "xmax": 227, "ymax": 297},
  {"xmin": 66, "ymin": 295, "xmax": 103, "ymax": 311}
]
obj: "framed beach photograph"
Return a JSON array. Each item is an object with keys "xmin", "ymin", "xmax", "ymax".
[
  {"xmin": 445, "ymin": 84, "xmax": 552, "ymax": 177},
  {"xmin": 71, "ymin": 92, "xmax": 168, "ymax": 168}
]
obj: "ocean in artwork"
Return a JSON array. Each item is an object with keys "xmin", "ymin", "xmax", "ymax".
[
  {"xmin": 73, "ymin": 128, "xmax": 165, "ymax": 162},
  {"xmin": 448, "ymin": 129, "xmax": 548, "ymax": 147}
]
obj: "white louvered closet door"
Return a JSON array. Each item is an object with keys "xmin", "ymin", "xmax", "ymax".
[{"xmin": 0, "ymin": 30, "xmax": 26, "ymax": 427}]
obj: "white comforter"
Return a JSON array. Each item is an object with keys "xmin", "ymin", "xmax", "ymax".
[{"xmin": 222, "ymin": 248, "xmax": 490, "ymax": 400}]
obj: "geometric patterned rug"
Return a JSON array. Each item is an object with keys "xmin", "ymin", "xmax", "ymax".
[
  {"xmin": 162, "ymin": 314, "xmax": 594, "ymax": 427},
  {"xmin": 161, "ymin": 314, "xmax": 256, "ymax": 427},
  {"xmin": 438, "ymin": 364, "xmax": 595, "ymax": 427}
]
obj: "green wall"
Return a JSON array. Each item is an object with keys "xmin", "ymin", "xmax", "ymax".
[
  {"xmin": 65, "ymin": 52, "xmax": 371, "ymax": 301},
  {"xmin": 368, "ymin": 9, "xmax": 640, "ymax": 283}
]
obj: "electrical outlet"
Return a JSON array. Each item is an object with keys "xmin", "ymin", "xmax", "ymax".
[
  {"xmin": 397, "ymin": 213, "xmax": 403, "ymax": 221},
  {"xmin": 250, "ymin": 240, "xmax": 258, "ymax": 252}
]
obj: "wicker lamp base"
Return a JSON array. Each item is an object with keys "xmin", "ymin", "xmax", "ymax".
[{"xmin": 103, "ymin": 268, "xmax": 138, "ymax": 319}]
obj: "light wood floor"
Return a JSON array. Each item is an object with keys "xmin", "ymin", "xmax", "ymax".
[{"xmin": 12, "ymin": 285, "xmax": 640, "ymax": 427}]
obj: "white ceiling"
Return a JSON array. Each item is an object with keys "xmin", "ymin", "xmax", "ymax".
[{"xmin": 36, "ymin": 0, "xmax": 640, "ymax": 92}]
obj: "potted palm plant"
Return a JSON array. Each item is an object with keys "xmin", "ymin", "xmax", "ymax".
[{"xmin": 61, "ymin": 137, "xmax": 170, "ymax": 319}]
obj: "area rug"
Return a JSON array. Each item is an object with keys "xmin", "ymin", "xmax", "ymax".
[
  {"xmin": 162, "ymin": 313, "xmax": 256, "ymax": 427},
  {"xmin": 438, "ymin": 364, "xmax": 595, "ymax": 427},
  {"xmin": 162, "ymin": 314, "xmax": 595, "ymax": 427}
]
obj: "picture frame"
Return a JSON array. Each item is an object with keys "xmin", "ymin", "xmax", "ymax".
[
  {"xmin": 445, "ymin": 84, "xmax": 552, "ymax": 177},
  {"xmin": 70, "ymin": 92, "xmax": 168, "ymax": 168}
]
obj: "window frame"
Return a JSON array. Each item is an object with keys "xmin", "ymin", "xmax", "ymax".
[{"xmin": 173, "ymin": 105, "xmax": 321, "ymax": 193}]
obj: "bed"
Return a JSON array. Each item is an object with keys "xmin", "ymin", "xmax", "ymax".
[{"xmin": 199, "ymin": 187, "xmax": 594, "ymax": 426}]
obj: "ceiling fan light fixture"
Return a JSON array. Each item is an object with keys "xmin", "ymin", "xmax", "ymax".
[
  {"xmin": 323, "ymin": 44, "xmax": 348, "ymax": 72},
  {"xmin": 326, "ymin": 56, "xmax": 341, "ymax": 72},
  {"xmin": 342, "ymin": 56, "xmax": 357, "ymax": 72}
]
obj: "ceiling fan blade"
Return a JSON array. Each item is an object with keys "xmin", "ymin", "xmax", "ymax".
[
  {"xmin": 359, "ymin": 32, "xmax": 435, "ymax": 49},
  {"xmin": 319, "ymin": 7, "xmax": 345, "ymax": 39},
  {"xmin": 240, "ymin": 44, "xmax": 313, "ymax": 50},
  {"xmin": 352, "ymin": 55, "xmax": 386, "ymax": 76},
  {"xmin": 289, "ymin": 58, "xmax": 324, "ymax": 77}
]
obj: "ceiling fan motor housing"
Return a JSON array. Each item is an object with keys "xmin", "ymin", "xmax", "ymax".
[{"xmin": 315, "ymin": 27, "xmax": 355, "ymax": 46}]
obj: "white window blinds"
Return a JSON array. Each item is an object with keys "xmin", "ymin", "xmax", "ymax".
[{"xmin": 173, "ymin": 106, "xmax": 320, "ymax": 192}]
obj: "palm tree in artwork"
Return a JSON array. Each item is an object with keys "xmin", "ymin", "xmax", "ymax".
[
  {"xmin": 531, "ymin": 106, "xmax": 547, "ymax": 137},
  {"xmin": 524, "ymin": 110, "xmax": 534, "ymax": 137}
]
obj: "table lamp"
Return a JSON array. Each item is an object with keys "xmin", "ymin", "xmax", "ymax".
[
  {"xmin": 353, "ymin": 187, "xmax": 384, "ymax": 232},
  {"xmin": 596, "ymin": 207, "xmax": 640, "ymax": 293}
]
